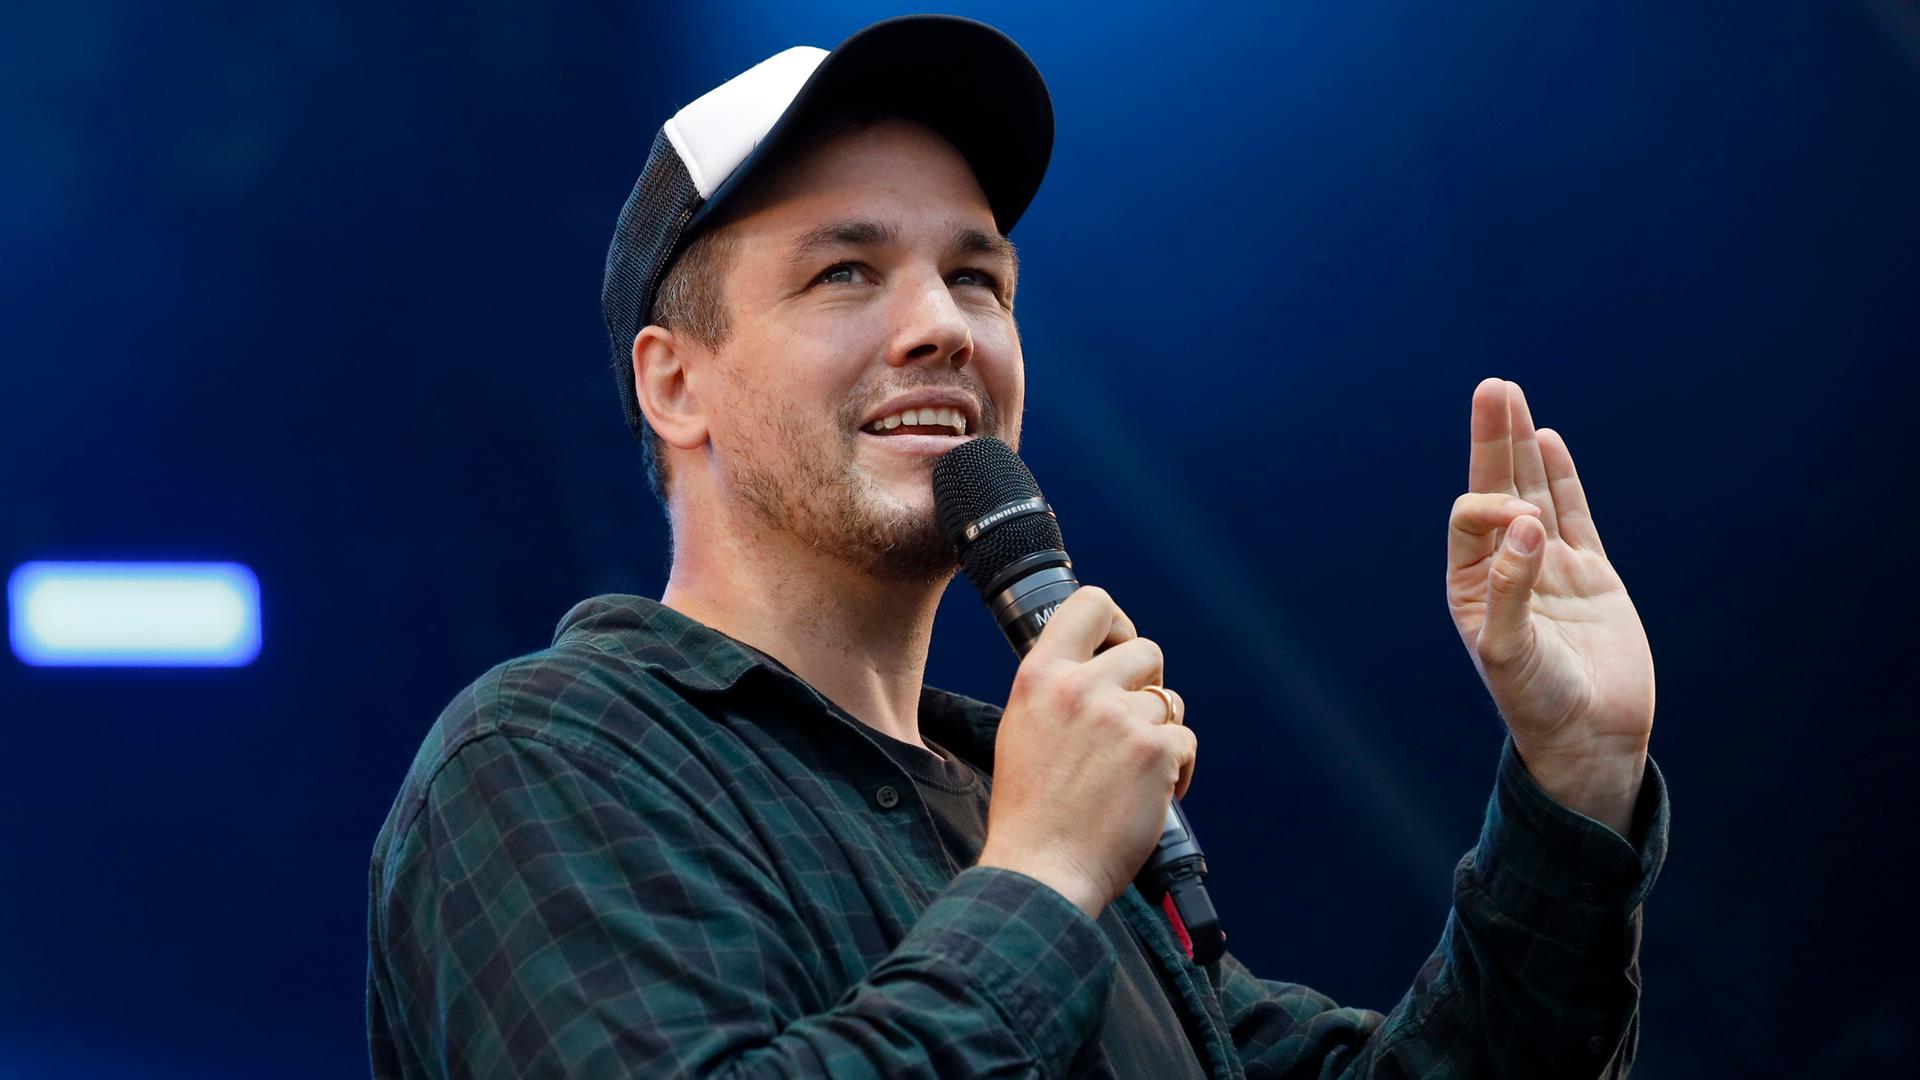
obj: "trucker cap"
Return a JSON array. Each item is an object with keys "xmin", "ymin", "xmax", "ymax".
[{"xmin": 600, "ymin": 14, "xmax": 1054, "ymax": 441}]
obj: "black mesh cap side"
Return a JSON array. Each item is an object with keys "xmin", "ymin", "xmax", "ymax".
[{"xmin": 602, "ymin": 128, "xmax": 704, "ymax": 440}]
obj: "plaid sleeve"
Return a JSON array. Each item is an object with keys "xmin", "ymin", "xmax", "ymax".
[
  {"xmin": 1219, "ymin": 738, "xmax": 1670, "ymax": 1078},
  {"xmin": 370, "ymin": 728, "xmax": 1118, "ymax": 1078}
]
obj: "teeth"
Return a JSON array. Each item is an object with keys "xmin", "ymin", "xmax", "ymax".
[{"xmin": 864, "ymin": 405, "xmax": 971, "ymax": 435}]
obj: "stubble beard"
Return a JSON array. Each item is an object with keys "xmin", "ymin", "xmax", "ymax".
[{"xmin": 727, "ymin": 404, "xmax": 961, "ymax": 587}]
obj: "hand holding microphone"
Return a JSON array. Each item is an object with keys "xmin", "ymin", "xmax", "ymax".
[
  {"xmin": 974, "ymin": 587, "xmax": 1196, "ymax": 919},
  {"xmin": 933, "ymin": 437, "xmax": 1224, "ymax": 962}
]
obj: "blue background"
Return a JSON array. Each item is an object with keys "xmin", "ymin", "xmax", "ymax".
[{"xmin": 4, "ymin": 1, "xmax": 1916, "ymax": 1075}]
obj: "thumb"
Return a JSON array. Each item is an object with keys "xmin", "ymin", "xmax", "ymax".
[{"xmin": 1478, "ymin": 514, "xmax": 1544, "ymax": 669}]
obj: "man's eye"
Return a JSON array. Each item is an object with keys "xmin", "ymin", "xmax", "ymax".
[
  {"xmin": 816, "ymin": 264, "xmax": 871, "ymax": 286},
  {"xmin": 950, "ymin": 267, "xmax": 1000, "ymax": 292}
]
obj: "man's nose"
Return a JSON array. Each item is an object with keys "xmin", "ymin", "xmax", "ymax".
[{"xmin": 885, "ymin": 276, "xmax": 973, "ymax": 371}]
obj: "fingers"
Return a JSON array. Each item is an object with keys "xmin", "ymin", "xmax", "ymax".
[
  {"xmin": 1537, "ymin": 427, "xmax": 1604, "ymax": 554},
  {"xmin": 1130, "ymin": 684, "xmax": 1185, "ymax": 729},
  {"xmin": 1478, "ymin": 513, "xmax": 1545, "ymax": 670},
  {"xmin": 1468, "ymin": 377, "xmax": 1517, "ymax": 495},
  {"xmin": 1505, "ymin": 383, "xmax": 1560, "ymax": 539},
  {"xmin": 1028, "ymin": 587, "xmax": 1136, "ymax": 662},
  {"xmin": 1164, "ymin": 723, "xmax": 1198, "ymax": 800},
  {"xmin": 1020, "ymin": 589, "xmax": 1197, "ymax": 801},
  {"xmin": 1161, "ymin": 686, "xmax": 1185, "ymax": 727},
  {"xmin": 1449, "ymin": 491, "xmax": 1542, "ymax": 572},
  {"xmin": 1079, "ymin": 642, "xmax": 1183, "ymax": 731},
  {"xmin": 1135, "ymin": 688, "xmax": 1191, "ymax": 799},
  {"xmin": 1082, "ymin": 636, "xmax": 1165, "ymax": 692}
]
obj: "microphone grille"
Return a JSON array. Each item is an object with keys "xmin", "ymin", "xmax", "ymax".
[{"xmin": 931, "ymin": 437, "xmax": 1067, "ymax": 594}]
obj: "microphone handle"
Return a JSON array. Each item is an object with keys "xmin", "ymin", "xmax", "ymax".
[{"xmin": 990, "ymin": 564, "xmax": 1226, "ymax": 965}]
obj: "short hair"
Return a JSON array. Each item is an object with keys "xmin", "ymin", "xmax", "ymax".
[{"xmin": 638, "ymin": 226, "xmax": 739, "ymax": 503}]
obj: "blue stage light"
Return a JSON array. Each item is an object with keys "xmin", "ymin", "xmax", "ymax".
[{"xmin": 8, "ymin": 561, "xmax": 262, "ymax": 667}]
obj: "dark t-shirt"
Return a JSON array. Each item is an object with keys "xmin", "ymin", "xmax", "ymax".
[{"xmin": 870, "ymin": 730, "xmax": 1210, "ymax": 1079}]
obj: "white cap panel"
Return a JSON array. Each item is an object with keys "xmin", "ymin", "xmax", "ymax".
[{"xmin": 662, "ymin": 46, "xmax": 829, "ymax": 198}]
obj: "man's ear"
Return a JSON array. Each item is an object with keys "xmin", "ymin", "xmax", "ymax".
[{"xmin": 632, "ymin": 325, "xmax": 709, "ymax": 451}]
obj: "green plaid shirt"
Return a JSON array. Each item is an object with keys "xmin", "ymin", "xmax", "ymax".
[{"xmin": 367, "ymin": 594, "xmax": 1668, "ymax": 1078}]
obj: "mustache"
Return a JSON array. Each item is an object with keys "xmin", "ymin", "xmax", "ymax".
[{"xmin": 842, "ymin": 371, "xmax": 1002, "ymax": 435}]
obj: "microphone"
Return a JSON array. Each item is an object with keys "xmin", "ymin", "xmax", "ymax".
[{"xmin": 931, "ymin": 436, "xmax": 1224, "ymax": 965}]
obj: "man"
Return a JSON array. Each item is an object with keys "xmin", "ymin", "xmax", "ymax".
[{"xmin": 368, "ymin": 15, "xmax": 1666, "ymax": 1078}]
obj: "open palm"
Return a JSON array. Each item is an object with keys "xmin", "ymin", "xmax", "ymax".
[{"xmin": 1446, "ymin": 379, "xmax": 1654, "ymax": 786}]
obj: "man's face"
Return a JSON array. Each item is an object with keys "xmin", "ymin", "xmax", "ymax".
[{"xmin": 697, "ymin": 118, "xmax": 1026, "ymax": 583}]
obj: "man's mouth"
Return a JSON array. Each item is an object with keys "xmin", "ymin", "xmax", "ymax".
[{"xmin": 862, "ymin": 406, "xmax": 968, "ymax": 438}]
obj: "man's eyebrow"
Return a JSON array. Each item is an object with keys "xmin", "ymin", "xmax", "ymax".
[
  {"xmin": 949, "ymin": 227, "xmax": 1019, "ymax": 274},
  {"xmin": 785, "ymin": 219, "xmax": 899, "ymax": 264}
]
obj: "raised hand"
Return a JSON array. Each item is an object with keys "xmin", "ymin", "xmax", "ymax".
[{"xmin": 1446, "ymin": 378, "xmax": 1653, "ymax": 836}]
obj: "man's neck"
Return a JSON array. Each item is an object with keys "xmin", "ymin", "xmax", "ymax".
[{"xmin": 659, "ymin": 513, "xmax": 950, "ymax": 750}]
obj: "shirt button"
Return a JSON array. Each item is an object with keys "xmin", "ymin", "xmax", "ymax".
[
  {"xmin": 1587, "ymin": 1035, "xmax": 1607, "ymax": 1055},
  {"xmin": 1580, "ymin": 881, "xmax": 1601, "ymax": 903},
  {"xmin": 874, "ymin": 785, "xmax": 901, "ymax": 810}
]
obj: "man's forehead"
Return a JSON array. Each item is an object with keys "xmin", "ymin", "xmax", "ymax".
[
  {"xmin": 727, "ymin": 118, "xmax": 1000, "ymax": 231},
  {"xmin": 777, "ymin": 218, "xmax": 1017, "ymax": 264}
]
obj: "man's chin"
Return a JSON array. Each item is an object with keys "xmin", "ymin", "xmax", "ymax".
[
  {"xmin": 731, "ymin": 446, "xmax": 957, "ymax": 585},
  {"xmin": 856, "ymin": 445, "xmax": 941, "ymax": 490},
  {"xmin": 847, "ymin": 461, "xmax": 939, "ymax": 524},
  {"xmin": 843, "ymin": 497, "xmax": 955, "ymax": 584}
]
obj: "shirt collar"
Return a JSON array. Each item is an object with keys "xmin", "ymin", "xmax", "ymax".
[
  {"xmin": 552, "ymin": 593, "xmax": 1003, "ymax": 769},
  {"xmin": 553, "ymin": 593, "xmax": 761, "ymax": 693}
]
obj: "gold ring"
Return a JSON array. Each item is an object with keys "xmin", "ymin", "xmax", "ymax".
[{"xmin": 1142, "ymin": 684, "xmax": 1178, "ymax": 725}]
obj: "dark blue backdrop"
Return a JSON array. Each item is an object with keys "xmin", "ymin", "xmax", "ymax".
[{"xmin": 4, "ymin": 2, "xmax": 1917, "ymax": 1076}]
